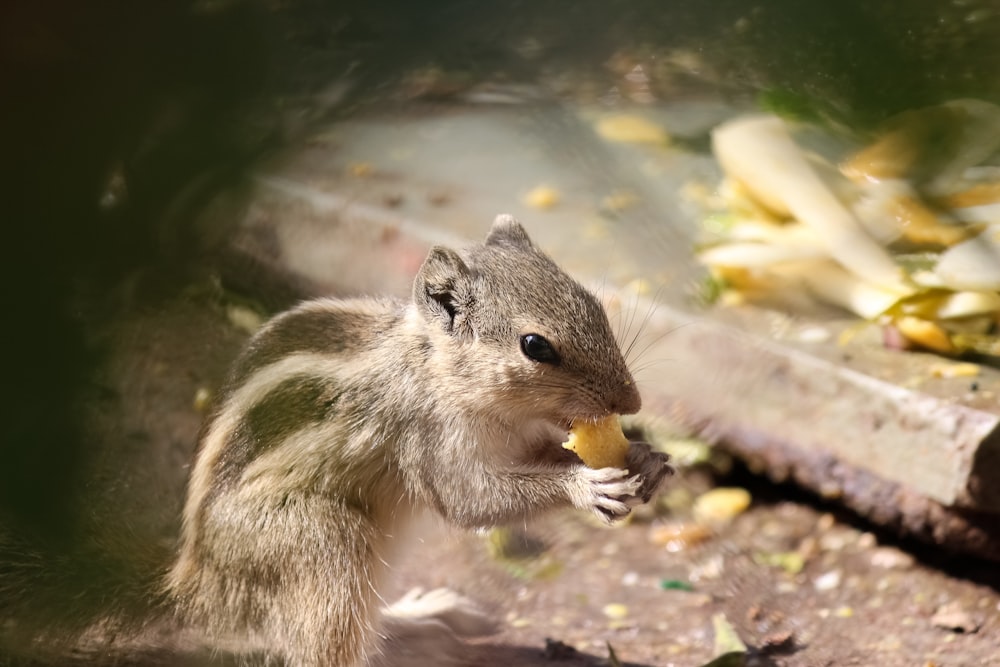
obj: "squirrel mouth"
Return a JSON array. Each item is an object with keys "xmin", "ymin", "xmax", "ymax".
[{"xmin": 564, "ymin": 411, "xmax": 612, "ymax": 431}]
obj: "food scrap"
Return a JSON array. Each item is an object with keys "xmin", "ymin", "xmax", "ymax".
[
  {"xmin": 600, "ymin": 189, "xmax": 639, "ymax": 215},
  {"xmin": 523, "ymin": 184, "xmax": 561, "ymax": 210},
  {"xmin": 649, "ymin": 521, "xmax": 714, "ymax": 553},
  {"xmin": 696, "ymin": 101, "xmax": 1000, "ymax": 356},
  {"xmin": 594, "ymin": 114, "xmax": 670, "ymax": 146},
  {"xmin": 692, "ymin": 487, "xmax": 752, "ymax": 524},
  {"xmin": 563, "ymin": 415, "xmax": 630, "ymax": 469},
  {"xmin": 929, "ymin": 361, "xmax": 981, "ymax": 378},
  {"xmin": 347, "ymin": 161, "xmax": 375, "ymax": 178},
  {"xmin": 192, "ymin": 387, "xmax": 213, "ymax": 413}
]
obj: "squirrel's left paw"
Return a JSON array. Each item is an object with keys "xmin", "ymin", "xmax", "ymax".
[{"xmin": 625, "ymin": 441, "xmax": 673, "ymax": 505}]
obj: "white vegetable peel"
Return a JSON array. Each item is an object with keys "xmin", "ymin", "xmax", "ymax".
[{"xmin": 712, "ymin": 114, "xmax": 910, "ymax": 293}]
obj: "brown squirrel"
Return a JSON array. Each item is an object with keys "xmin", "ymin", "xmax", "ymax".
[{"xmin": 4, "ymin": 215, "xmax": 671, "ymax": 666}]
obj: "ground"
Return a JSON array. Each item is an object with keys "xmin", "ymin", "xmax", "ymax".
[{"xmin": 87, "ymin": 276, "xmax": 1000, "ymax": 667}]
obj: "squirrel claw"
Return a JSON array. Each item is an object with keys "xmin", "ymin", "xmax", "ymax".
[
  {"xmin": 625, "ymin": 441, "xmax": 673, "ymax": 504},
  {"xmin": 572, "ymin": 466, "xmax": 640, "ymax": 523}
]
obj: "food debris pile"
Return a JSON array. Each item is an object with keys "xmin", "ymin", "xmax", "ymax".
[{"xmin": 696, "ymin": 100, "xmax": 1000, "ymax": 355}]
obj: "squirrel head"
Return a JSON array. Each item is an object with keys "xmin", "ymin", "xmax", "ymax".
[{"xmin": 412, "ymin": 215, "xmax": 640, "ymax": 428}]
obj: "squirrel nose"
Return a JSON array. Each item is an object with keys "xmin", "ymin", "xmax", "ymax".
[{"xmin": 609, "ymin": 380, "xmax": 642, "ymax": 415}]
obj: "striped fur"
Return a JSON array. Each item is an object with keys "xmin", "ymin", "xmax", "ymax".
[{"xmin": 165, "ymin": 216, "xmax": 671, "ymax": 666}]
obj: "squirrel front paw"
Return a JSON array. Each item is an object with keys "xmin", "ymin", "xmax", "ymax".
[
  {"xmin": 624, "ymin": 441, "xmax": 673, "ymax": 506},
  {"xmin": 569, "ymin": 466, "xmax": 642, "ymax": 524}
]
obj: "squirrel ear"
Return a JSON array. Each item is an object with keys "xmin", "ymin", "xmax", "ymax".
[
  {"xmin": 413, "ymin": 245, "xmax": 471, "ymax": 332},
  {"xmin": 485, "ymin": 214, "xmax": 534, "ymax": 249}
]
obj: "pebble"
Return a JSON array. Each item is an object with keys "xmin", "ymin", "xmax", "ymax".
[
  {"xmin": 776, "ymin": 581, "xmax": 798, "ymax": 594},
  {"xmin": 870, "ymin": 546, "xmax": 915, "ymax": 570},
  {"xmin": 931, "ymin": 601, "xmax": 981, "ymax": 633},
  {"xmin": 602, "ymin": 603, "xmax": 629, "ymax": 620},
  {"xmin": 818, "ymin": 529, "xmax": 854, "ymax": 553},
  {"xmin": 813, "ymin": 569, "xmax": 842, "ymax": 591},
  {"xmin": 601, "ymin": 542, "xmax": 621, "ymax": 557},
  {"xmin": 796, "ymin": 326, "xmax": 832, "ymax": 343},
  {"xmin": 649, "ymin": 521, "xmax": 714, "ymax": 552},
  {"xmin": 689, "ymin": 554, "xmax": 725, "ymax": 582}
]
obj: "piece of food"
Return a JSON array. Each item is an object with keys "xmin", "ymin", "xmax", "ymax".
[
  {"xmin": 711, "ymin": 114, "xmax": 909, "ymax": 292},
  {"xmin": 648, "ymin": 521, "xmax": 714, "ymax": 553},
  {"xmin": 594, "ymin": 114, "xmax": 670, "ymax": 146},
  {"xmin": 523, "ymin": 184, "xmax": 561, "ymax": 210},
  {"xmin": 692, "ymin": 487, "xmax": 752, "ymax": 524},
  {"xmin": 840, "ymin": 104, "xmax": 963, "ymax": 184},
  {"xmin": 799, "ymin": 260, "xmax": 905, "ymax": 320},
  {"xmin": 563, "ymin": 415, "xmax": 630, "ymax": 469},
  {"xmin": 933, "ymin": 229, "xmax": 1000, "ymax": 291},
  {"xmin": 892, "ymin": 316, "xmax": 955, "ymax": 353}
]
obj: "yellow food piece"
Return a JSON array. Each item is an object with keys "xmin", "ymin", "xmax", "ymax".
[
  {"xmin": 648, "ymin": 521, "xmax": 713, "ymax": 553},
  {"xmin": 885, "ymin": 195, "xmax": 977, "ymax": 247},
  {"xmin": 727, "ymin": 176, "xmax": 791, "ymax": 220},
  {"xmin": 692, "ymin": 487, "xmax": 752, "ymax": 524},
  {"xmin": 563, "ymin": 415, "xmax": 630, "ymax": 469},
  {"xmin": 347, "ymin": 161, "xmax": 375, "ymax": 177},
  {"xmin": 594, "ymin": 114, "xmax": 670, "ymax": 146},
  {"xmin": 938, "ymin": 181, "xmax": 1000, "ymax": 209},
  {"xmin": 840, "ymin": 104, "xmax": 962, "ymax": 183},
  {"xmin": 523, "ymin": 184, "xmax": 561, "ymax": 210},
  {"xmin": 600, "ymin": 189, "xmax": 639, "ymax": 214},
  {"xmin": 601, "ymin": 603, "xmax": 629, "ymax": 620},
  {"xmin": 929, "ymin": 361, "xmax": 981, "ymax": 378},
  {"xmin": 895, "ymin": 316, "xmax": 955, "ymax": 353}
]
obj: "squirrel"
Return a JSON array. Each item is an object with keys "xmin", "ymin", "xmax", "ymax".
[{"xmin": 4, "ymin": 215, "xmax": 671, "ymax": 666}]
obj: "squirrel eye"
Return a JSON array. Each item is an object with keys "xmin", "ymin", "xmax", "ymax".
[{"xmin": 520, "ymin": 333, "xmax": 561, "ymax": 365}]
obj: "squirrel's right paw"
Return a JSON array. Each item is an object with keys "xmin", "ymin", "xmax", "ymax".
[{"xmin": 569, "ymin": 466, "xmax": 641, "ymax": 524}]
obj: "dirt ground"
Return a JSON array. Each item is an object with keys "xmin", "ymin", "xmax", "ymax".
[{"xmin": 85, "ymin": 274, "xmax": 1000, "ymax": 667}]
